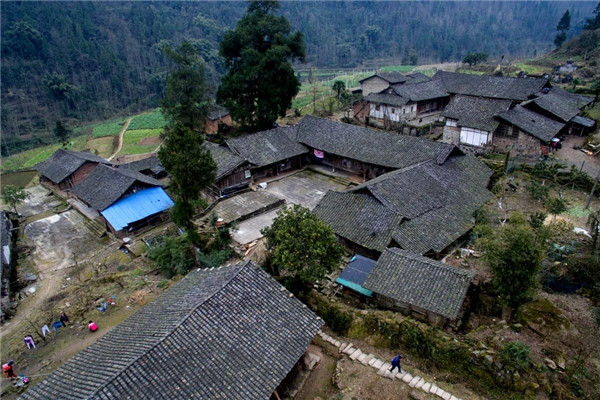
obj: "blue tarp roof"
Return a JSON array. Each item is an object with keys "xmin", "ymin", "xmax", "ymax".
[
  {"xmin": 101, "ymin": 187, "xmax": 174, "ymax": 231},
  {"xmin": 335, "ymin": 254, "xmax": 376, "ymax": 296}
]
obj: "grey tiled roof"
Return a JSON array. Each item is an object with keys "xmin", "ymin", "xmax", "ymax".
[
  {"xmin": 296, "ymin": 115, "xmax": 455, "ymax": 169},
  {"xmin": 392, "ymin": 155, "xmax": 492, "ymax": 254},
  {"xmin": 359, "ymin": 72, "xmax": 409, "ymax": 84},
  {"xmin": 120, "ymin": 156, "xmax": 162, "ymax": 173},
  {"xmin": 404, "ymin": 72, "xmax": 431, "ymax": 84},
  {"xmin": 71, "ymin": 164, "xmax": 165, "ymax": 211},
  {"xmin": 314, "ymin": 154, "xmax": 492, "ymax": 255},
  {"xmin": 34, "ymin": 149, "xmax": 112, "ymax": 184},
  {"xmin": 364, "ymin": 92, "xmax": 410, "ymax": 107},
  {"xmin": 20, "ymin": 261, "xmax": 323, "ymax": 400},
  {"xmin": 497, "ymin": 105, "xmax": 565, "ymax": 142},
  {"xmin": 363, "ymin": 248, "xmax": 474, "ymax": 320},
  {"xmin": 528, "ymin": 86, "xmax": 594, "ymax": 122},
  {"xmin": 389, "ymin": 79, "xmax": 448, "ymax": 102},
  {"xmin": 205, "ymin": 142, "xmax": 247, "ymax": 180},
  {"xmin": 441, "ymin": 95, "xmax": 511, "ymax": 132},
  {"xmin": 432, "ymin": 71, "xmax": 549, "ymax": 101},
  {"xmin": 313, "ymin": 190, "xmax": 403, "ymax": 252},
  {"xmin": 226, "ymin": 126, "xmax": 308, "ymax": 167}
]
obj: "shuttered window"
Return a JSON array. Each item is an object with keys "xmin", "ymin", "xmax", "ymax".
[{"xmin": 460, "ymin": 127, "xmax": 489, "ymax": 147}]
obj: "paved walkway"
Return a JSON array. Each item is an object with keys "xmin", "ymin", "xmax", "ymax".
[{"xmin": 317, "ymin": 330, "xmax": 464, "ymax": 400}]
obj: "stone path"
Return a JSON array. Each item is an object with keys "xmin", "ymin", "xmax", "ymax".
[{"xmin": 317, "ymin": 330, "xmax": 464, "ymax": 400}]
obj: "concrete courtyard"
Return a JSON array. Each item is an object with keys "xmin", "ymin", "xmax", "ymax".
[{"xmin": 226, "ymin": 169, "xmax": 351, "ymax": 244}]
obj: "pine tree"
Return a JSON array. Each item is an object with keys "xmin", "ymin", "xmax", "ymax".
[
  {"xmin": 554, "ymin": 10, "xmax": 571, "ymax": 47},
  {"xmin": 217, "ymin": 0, "xmax": 305, "ymax": 132}
]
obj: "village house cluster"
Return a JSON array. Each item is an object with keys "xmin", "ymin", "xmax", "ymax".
[{"xmin": 20, "ymin": 70, "xmax": 595, "ymax": 398}]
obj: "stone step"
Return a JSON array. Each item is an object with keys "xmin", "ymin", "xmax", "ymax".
[
  {"xmin": 408, "ymin": 375, "xmax": 421, "ymax": 387},
  {"xmin": 318, "ymin": 330, "xmax": 463, "ymax": 400}
]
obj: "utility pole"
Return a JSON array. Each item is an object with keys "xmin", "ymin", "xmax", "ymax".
[{"xmin": 586, "ymin": 172, "xmax": 599, "ymax": 209}]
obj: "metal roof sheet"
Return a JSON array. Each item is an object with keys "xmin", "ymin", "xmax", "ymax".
[
  {"xmin": 101, "ymin": 187, "xmax": 174, "ymax": 231},
  {"xmin": 338, "ymin": 254, "xmax": 376, "ymax": 286}
]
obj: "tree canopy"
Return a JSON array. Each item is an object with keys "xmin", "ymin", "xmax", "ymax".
[
  {"xmin": 1, "ymin": 185, "xmax": 30, "ymax": 214},
  {"xmin": 477, "ymin": 213, "xmax": 548, "ymax": 313},
  {"xmin": 261, "ymin": 204, "xmax": 344, "ymax": 286},
  {"xmin": 160, "ymin": 40, "xmax": 211, "ymax": 131},
  {"xmin": 584, "ymin": 2, "xmax": 600, "ymax": 30},
  {"xmin": 462, "ymin": 52, "xmax": 488, "ymax": 67},
  {"xmin": 158, "ymin": 121, "xmax": 216, "ymax": 243},
  {"xmin": 216, "ymin": 0, "xmax": 305, "ymax": 132},
  {"xmin": 158, "ymin": 39, "xmax": 217, "ymax": 243},
  {"xmin": 53, "ymin": 121, "xmax": 70, "ymax": 147}
]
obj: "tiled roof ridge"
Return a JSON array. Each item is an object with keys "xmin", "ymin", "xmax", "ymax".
[
  {"xmin": 388, "ymin": 248, "xmax": 473, "ymax": 277},
  {"xmin": 85, "ymin": 263, "xmax": 246, "ymax": 399}
]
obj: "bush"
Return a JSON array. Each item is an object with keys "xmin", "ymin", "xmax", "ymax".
[
  {"xmin": 147, "ymin": 234, "xmax": 196, "ymax": 278},
  {"xmin": 500, "ymin": 341, "xmax": 531, "ymax": 371},
  {"xmin": 321, "ymin": 306, "xmax": 353, "ymax": 335},
  {"xmin": 197, "ymin": 248, "xmax": 234, "ymax": 269}
]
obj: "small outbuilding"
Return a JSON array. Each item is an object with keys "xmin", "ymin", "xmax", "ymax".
[
  {"xmin": 363, "ymin": 248, "xmax": 475, "ymax": 328},
  {"xmin": 34, "ymin": 149, "xmax": 113, "ymax": 191}
]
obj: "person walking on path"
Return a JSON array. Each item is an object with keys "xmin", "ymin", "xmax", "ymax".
[
  {"xmin": 24, "ymin": 335, "xmax": 36, "ymax": 349},
  {"xmin": 2, "ymin": 361, "xmax": 16, "ymax": 379},
  {"xmin": 88, "ymin": 321, "xmax": 98, "ymax": 332},
  {"xmin": 41, "ymin": 324, "xmax": 51, "ymax": 337},
  {"xmin": 389, "ymin": 354, "xmax": 403, "ymax": 373}
]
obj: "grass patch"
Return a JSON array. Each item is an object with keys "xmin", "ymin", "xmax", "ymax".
[
  {"xmin": 515, "ymin": 63, "xmax": 545, "ymax": 75},
  {"xmin": 587, "ymin": 102, "xmax": 600, "ymax": 122},
  {"xmin": 92, "ymin": 119, "xmax": 126, "ymax": 138},
  {"xmin": 566, "ymin": 204, "xmax": 593, "ymax": 219},
  {"xmin": 0, "ymin": 136, "xmax": 89, "ymax": 173},
  {"xmin": 128, "ymin": 109, "xmax": 167, "ymax": 130},
  {"xmin": 119, "ymin": 129, "xmax": 162, "ymax": 155},
  {"xmin": 86, "ymin": 136, "xmax": 115, "ymax": 159}
]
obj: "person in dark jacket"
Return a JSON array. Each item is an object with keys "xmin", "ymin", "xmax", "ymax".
[{"xmin": 389, "ymin": 354, "xmax": 403, "ymax": 373}]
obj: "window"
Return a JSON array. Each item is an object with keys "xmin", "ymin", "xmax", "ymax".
[
  {"xmin": 375, "ymin": 105, "xmax": 380, "ymax": 111},
  {"xmin": 496, "ymin": 124, "xmax": 514, "ymax": 137},
  {"xmin": 391, "ymin": 108, "xmax": 395, "ymax": 114},
  {"xmin": 460, "ymin": 127, "xmax": 489, "ymax": 147},
  {"xmin": 446, "ymin": 119, "xmax": 457, "ymax": 127}
]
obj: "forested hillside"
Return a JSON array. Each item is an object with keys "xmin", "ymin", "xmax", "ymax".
[{"xmin": 1, "ymin": 1, "xmax": 595, "ymax": 156}]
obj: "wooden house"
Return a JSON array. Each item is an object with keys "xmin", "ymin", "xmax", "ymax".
[
  {"xmin": 119, "ymin": 156, "xmax": 167, "ymax": 179},
  {"xmin": 21, "ymin": 261, "xmax": 323, "ymax": 400},
  {"xmin": 205, "ymin": 105, "xmax": 232, "ymax": 134},
  {"xmin": 226, "ymin": 126, "xmax": 309, "ymax": 181},
  {"xmin": 313, "ymin": 149, "xmax": 492, "ymax": 260},
  {"xmin": 494, "ymin": 105, "xmax": 566, "ymax": 156},
  {"xmin": 70, "ymin": 164, "xmax": 173, "ymax": 235},
  {"xmin": 34, "ymin": 149, "xmax": 113, "ymax": 191},
  {"xmin": 361, "ymin": 79, "xmax": 449, "ymax": 129},
  {"xmin": 521, "ymin": 86, "xmax": 595, "ymax": 135},
  {"xmin": 205, "ymin": 142, "xmax": 251, "ymax": 197},
  {"xmin": 359, "ymin": 71, "xmax": 411, "ymax": 95},
  {"xmin": 363, "ymin": 248, "xmax": 475, "ymax": 328},
  {"xmin": 296, "ymin": 115, "xmax": 454, "ymax": 181},
  {"xmin": 441, "ymin": 95, "xmax": 512, "ymax": 151},
  {"xmin": 431, "ymin": 70, "xmax": 551, "ymax": 103}
]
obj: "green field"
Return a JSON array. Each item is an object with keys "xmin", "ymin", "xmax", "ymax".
[
  {"xmin": 0, "ymin": 136, "xmax": 89, "ymax": 173},
  {"xmin": 127, "ymin": 109, "xmax": 167, "ymax": 130},
  {"xmin": 119, "ymin": 129, "xmax": 162, "ymax": 155},
  {"xmin": 92, "ymin": 119, "xmax": 127, "ymax": 138}
]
